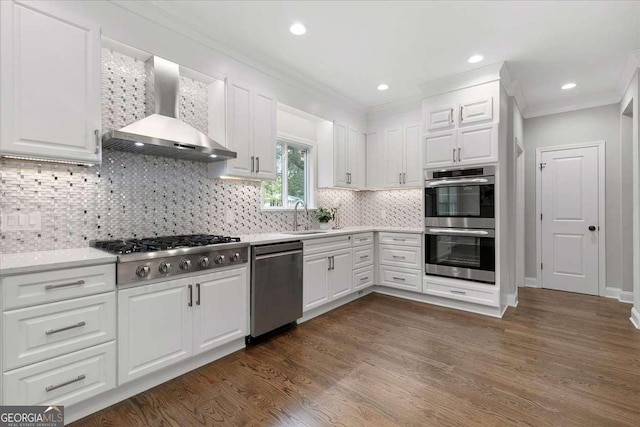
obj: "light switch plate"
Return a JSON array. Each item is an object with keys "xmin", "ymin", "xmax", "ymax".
[{"xmin": 1, "ymin": 212, "xmax": 41, "ymax": 231}]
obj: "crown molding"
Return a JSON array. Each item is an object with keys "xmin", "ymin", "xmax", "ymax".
[
  {"xmin": 616, "ymin": 50, "xmax": 640, "ymax": 98},
  {"xmin": 109, "ymin": 0, "xmax": 367, "ymax": 117},
  {"xmin": 366, "ymin": 95, "xmax": 423, "ymax": 121},
  {"xmin": 418, "ymin": 62, "xmax": 505, "ymax": 98},
  {"xmin": 523, "ymin": 93, "xmax": 620, "ymax": 119},
  {"xmin": 499, "ymin": 63, "xmax": 528, "ymax": 114}
]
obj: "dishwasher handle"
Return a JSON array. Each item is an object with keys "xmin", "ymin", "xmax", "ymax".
[
  {"xmin": 253, "ymin": 241, "xmax": 303, "ymax": 256},
  {"xmin": 254, "ymin": 249, "xmax": 302, "ymax": 260}
]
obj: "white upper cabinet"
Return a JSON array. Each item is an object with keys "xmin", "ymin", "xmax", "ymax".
[
  {"xmin": 402, "ymin": 123, "xmax": 422, "ymax": 186},
  {"xmin": 384, "ymin": 126, "xmax": 403, "ymax": 187},
  {"xmin": 0, "ymin": 0, "xmax": 101, "ymax": 164},
  {"xmin": 210, "ymin": 80, "xmax": 277, "ymax": 180},
  {"xmin": 422, "ymin": 82, "xmax": 499, "ymax": 169},
  {"xmin": 318, "ymin": 121, "xmax": 365, "ymax": 189},
  {"xmin": 370, "ymin": 119, "xmax": 422, "ymax": 189},
  {"xmin": 333, "ymin": 122, "xmax": 349, "ymax": 187}
]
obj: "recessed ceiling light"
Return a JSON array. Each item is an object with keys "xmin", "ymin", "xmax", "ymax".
[
  {"xmin": 209, "ymin": 154, "xmax": 218, "ymax": 158},
  {"xmin": 468, "ymin": 54, "xmax": 484, "ymax": 64},
  {"xmin": 289, "ymin": 22, "xmax": 306, "ymax": 35},
  {"xmin": 377, "ymin": 83, "xmax": 389, "ymax": 91},
  {"xmin": 134, "ymin": 142, "xmax": 144, "ymax": 147},
  {"xmin": 561, "ymin": 82, "xmax": 577, "ymax": 90}
]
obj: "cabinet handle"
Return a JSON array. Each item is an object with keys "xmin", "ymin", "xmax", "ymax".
[
  {"xmin": 360, "ymin": 255, "xmax": 368, "ymax": 260},
  {"xmin": 358, "ymin": 238, "xmax": 368, "ymax": 242},
  {"xmin": 94, "ymin": 129, "xmax": 100, "ymax": 155},
  {"xmin": 251, "ymin": 156, "xmax": 255, "ymax": 173},
  {"xmin": 45, "ymin": 280, "xmax": 85, "ymax": 290},
  {"xmin": 403, "ymin": 173, "xmax": 406, "ymax": 184},
  {"xmin": 45, "ymin": 321, "xmax": 86, "ymax": 336},
  {"xmin": 453, "ymin": 148, "xmax": 456, "ymax": 163},
  {"xmin": 392, "ymin": 255, "xmax": 406, "ymax": 259},
  {"xmin": 458, "ymin": 148, "xmax": 461, "ymax": 162},
  {"xmin": 196, "ymin": 283, "xmax": 201, "ymax": 306},
  {"xmin": 392, "ymin": 276, "xmax": 406, "ymax": 281},
  {"xmin": 188, "ymin": 285, "xmax": 193, "ymax": 307},
  {"xmin": 450, "ymin": 108, "xmax": 454, "ymax": 124},
  {"xmin": 460, "ymin": 105, "xmax": 464, "ymax": 122},
  {"xmin": 360, "ymin": 276, "xmax": 369, "ymax": 281},
  {"xmin": 450, "ymin": 289, "xmax": 467, "ymax": 295},
  {"xmin": 256, "ymin": 157, "xmax": 260, "ymax": 173},
  {"xmin": 46, "ymin": 374, "xmax": 85, "ymax": 392},
  {"xmin": 399, "ymin": 173, "xmax": 402, "ymax": 184},
  {"xmin": 393, "ymin": 238, "xmax": 406, "ymax": 242}
]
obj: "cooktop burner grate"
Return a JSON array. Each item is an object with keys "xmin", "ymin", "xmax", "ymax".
[{"xmin": 93, "ymin": 234, "xmax": 241, "ymax": 254}]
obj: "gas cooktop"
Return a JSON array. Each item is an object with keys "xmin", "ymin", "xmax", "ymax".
[{"xmin": 93, "ymin": 234, "xmax": 242, "ymax": 254}]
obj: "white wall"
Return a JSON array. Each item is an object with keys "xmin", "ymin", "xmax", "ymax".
[{"xmin": 523, "ymin": 104, "xmax": 630, "ymax": 292}]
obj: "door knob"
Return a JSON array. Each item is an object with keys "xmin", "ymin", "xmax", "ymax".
[{"xmin": 588, "ymin": 226, "xmax": 596, "ymax": 231}]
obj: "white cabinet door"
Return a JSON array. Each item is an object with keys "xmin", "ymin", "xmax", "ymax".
[
  {"xmin": 329, "ymin": 250, "xmax": 353, "ymax": 300},
  {"xmin": 425, "ymin": 105, "xmax": 455, "ymax": 132},
  {"xmin": 333, "ymin": 122, "xmax": 349, "ymax": 187},
  {"xmin": 118, "ymin": 278, "xmax": 193, "ymax": 384},
  {"xmin": 252, "ymin": 91, "xmax": 277, "ymax": 180},
  {"xmin": 193, "ymin": 267, "xmax": 248, "ymax": 354},
  {"xmin": 0, "ymin": 1, "xmax": 101, "ymax": 164},
  {"xmin": 402, "ymin": 123, "xmax": 422, "ymax": 187},
  {"xmin": 366, "ymin": 131, "xmax": 380, "ymax": 189},
  {"xmin": 225, "ymin": 80, "xmax": 254, "ymax": 178},
  {"xmin": 303, "ymin": 254, "xmax": 330, "ymax": 312},
  {"xmin": 384, "ymin": 127, "xmax": 403, "ymax": 187},
  {"xmin": 459, "ymin": 97, "xmax": 493, "ymax": 125},
  {"xmin": 457, "ymin": 123, "xmax": 498, "ymax": 166},
  {"xmin": 346, "ymin": 126, "xmax": 360, "ymax": 187},
  {"xmin": 423, "ymin": 130, "xmax": 456, "ymax": 169},
  {"xmin": 356, "ymin": 131, "xmax": 367, "ymax": 189}
]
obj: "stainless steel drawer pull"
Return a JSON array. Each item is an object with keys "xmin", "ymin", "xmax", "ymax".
[
  {"xmin": 359, "ymin": 238, "xmax": 368, "ymax": 242},
  {"xmin": 45, "ymin": 321, "xmax": 86, "ymax": 336},
  {"xmin": 360, "ymin": 255, "xmax": 369, "ymax": 259},
  {"xmin": 450, "ymin": 290, "xmax": 467, "ymax": 295},
  {"xmin": 45, "ymin": 280, "xmax": 85, "ymax": 290},
  {"xmin": 45, "ymin": 374, "xmax": 85, "ymax": 392},
  {"xmin": 360, "ymin": 276, "xmax": 369, "ymax": 281},
  {"xmin": 392, "ymin": 255, "xmax": 406, "ymax": 259},
  {"xmin": 393, "ymin": 238, "xmax": 406, "ymax": 242},
  {"xmin": 392, "ymin": 277, "xmax": 405, "ymax": 281}
]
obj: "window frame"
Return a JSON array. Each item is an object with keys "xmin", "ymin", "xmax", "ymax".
[{"xmin": 261, "ymin": 137, "xmax": 315, "ymax": 211}]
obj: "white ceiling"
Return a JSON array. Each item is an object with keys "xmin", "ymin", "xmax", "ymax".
[{"xmin": 142, "ymin": 1, "xmax": 640, "ymax": 116}]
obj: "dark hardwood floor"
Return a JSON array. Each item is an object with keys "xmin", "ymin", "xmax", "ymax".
[{"xmin": 72, "ymin": 288, "xmax": 640, "ymax": 426}]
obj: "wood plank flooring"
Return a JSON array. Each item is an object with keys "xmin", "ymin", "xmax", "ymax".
[{"xmin": 72, "ymin": 288, "xmax": 640, "ymax": 426}]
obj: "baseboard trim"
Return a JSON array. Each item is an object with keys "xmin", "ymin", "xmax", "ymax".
[
  {"xmin": 507, "ymin": 292, "xmax": 518, "ymax": 307},
  {"xmin": 631, "ymin": 307, "xmax": 640, "ymax": 329},
  {"xmin": 524, "ymin": 277, "xmax": 540, "ymax": 288},
  {"xmin": 604, "ymin": 287, "xmax": 634, "ymax": 304},
  {"xmin": 64, "ymin": 338, "xmax": 246, "ymax": 424},
  {"xmin": 619, "ymin": 291, "xmax": 635, "ymax": 304},
  {"xmin": 299, "ymin": 287, "xmax": 374, "ymax": 324}
]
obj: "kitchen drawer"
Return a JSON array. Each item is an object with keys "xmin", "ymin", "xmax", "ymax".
[
  {"xmin": 353, "ymin": 266, "xmax": 374, "ymax": 291},
  {"xmin": 424, "ymin": 280, "xmax": 499, "ymax": 307},
  {"xmin": 353, "ymin": 245, "xmax": 374, "ymax": 269},
  {"xmin": 3, "ymin": 293, "xmax": 116, "ymax": 371},
  {"xmin": 3, "ymin": 341, "xmax": 116, "ymax": 406},
  {"xmin": 303, "ymin": 234, "xmax": 352, "ymax": 256},
  {"xmin": 2, "ymin": 263, "xmax": 115, "ymax": 310},
  {"xmin": 380, "ymin": 244, "xmax": 421, "ymax": 269},
  {"xmin": 379, "ymin": 266, "xmax": 421, "ymax": 292},
  {"xmin": 352, "ymin": 232, "xmax": 374, "ymax": 246},
  {"xmin": 379, "ymin": 232, "xmax": 421, "ymax": 247}
]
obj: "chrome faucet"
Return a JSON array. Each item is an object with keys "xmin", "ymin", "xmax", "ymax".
[{"xmin": 293, "ymin": 201, "xmax": 308, "ymax": 231}]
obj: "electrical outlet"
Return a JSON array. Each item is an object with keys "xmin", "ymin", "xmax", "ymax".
[
  {"xmin": 225, "ymin": 209, "xmax": 235, "ymax": 224},
  {"xmin": 1, "ymin": 212, "xmax": 41, "ymax": 231}
]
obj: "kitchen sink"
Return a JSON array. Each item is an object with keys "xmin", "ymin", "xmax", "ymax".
[{"xmin": 284, "ymin": 230, "xmax": 329, "ymax": 235}]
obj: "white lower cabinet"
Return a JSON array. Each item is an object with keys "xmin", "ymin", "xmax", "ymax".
[
  {"xmin": 380, "ymin": 266, "xmax": 422, "ymax": 292},
  {"xmin": 118, "ymin": 267, "xmax": 248, "ymax": 384},
  {"xmin": 303, "ymin": 253, "xmax": 331, "ymax": 311},
  {"xmin": 303, "ymin": 241, "xmax": 354, "ymax": 312},
  {"xmin": 353, "ymin": 265, "xmax": 374, "ymax": 291},
  {"xmin": 423, "ymin": 277, "xmax": 499, "ymax": 307},
  {"xmin": 329, "ymin": 250, "xmax": 353, "ymax": 300},
  {"xmin": 378, "ymin": 232, "xmax": 423, "ymax": 293}
]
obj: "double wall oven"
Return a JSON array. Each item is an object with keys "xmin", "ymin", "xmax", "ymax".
[{"xmin": 424, "ymin": 166, "xmax": 496, "ymax": 283}]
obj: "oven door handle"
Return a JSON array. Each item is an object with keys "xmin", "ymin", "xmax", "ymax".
[
  {"xmin": 426, "ymin": 228, "xmax": 495, "ymax": 238},
  {"xmin": 425, "ymin": 177, "xmax": 493, "ymax": 187}
]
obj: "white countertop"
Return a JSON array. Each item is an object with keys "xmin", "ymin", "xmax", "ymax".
[
  {"xmin": 0, "ymin": 247, "xmax": 117, "ymax": 276},
  {"xmin": 0, "ymin": 227, "xmax": 422, "ymax": 276},
  {"xmin": 238, "ymin": 226, "xmax": 423, "ymax": 245}
]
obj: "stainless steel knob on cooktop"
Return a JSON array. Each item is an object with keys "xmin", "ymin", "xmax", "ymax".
[
  {"xmin": 231, "ymin": 252, "xmax": 240, "ymax": 262},
  {"xmin": 215, "ymin": 255, "xmax": 225, "ymax": 264},
  {"xmin": 136, "ymin": 265, "xmax": 150, "ymax": 278},
  {"xmin": 199, "ymin": 256, "xmax": 210, "ymax": 268},
  {"xmin": 180, "ymin": 259, "xmax": 192, "ymax": 270},
  {"xmin": 159, "ymin": 262, "xmax": 171, "ymax": 274}
]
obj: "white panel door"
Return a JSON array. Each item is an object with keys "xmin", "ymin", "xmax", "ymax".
[
  {"xmin": 425, "ymin": 105, "xmax": 455, "ymax": 132},
  {"xmin": 384, "ymin": 127, "xmax": 403, "ymax": 187},
  {"xmin": 356, "ymin": 131, "xmax": 367, "ymax": 189},
  {"xmin": 194, "ymin": 267, "xmax": 248, "ymax": 354},
  {"xmin": 333, "ymin": 122, "xmax": 349, "ymax": 187},
  {"xmin": 252, "ymin": 91, "xmax": 277, "ymax": 180},
  {"xmin": 457, "ymin": 123, "xmax": 498, "ymax": 166},
  {"xmin": 0, "ymin": 1, "xmax": 101, "ymax": 163},
  {"xmin": 345, "ymin": 126, "xmax": 360, "ymax": 187},
  {"xmin": 459, "ymin": 97, "xmax": 493, "ymax": 125},
  {"xmin": 118, "ymin": 278, "xmax": 193, "ymax": 384},
  {"xmin": 366, "ymin": 131, "xmax": 380, "ymax": 189},
  {"xmin": 423, "ymin": 130, "xmax": 456, "ymax": 169},
  {"xmin": 402, "ymin": 123, "xmax": 422, "ymax": 187},
  {"xmin": 329, "ymin": 250, "xmax": 353, "ymax": 300},
  {"xmin": 226, "ymin": 80, "xmax": 253, "ymax": 178},
  {"xmin": 541, "ymin": 147, "xmax": 600, "ymax": 295},
  {"xmin": 303, "ymin": 254, "xmax": 330, "ymax": 312}
]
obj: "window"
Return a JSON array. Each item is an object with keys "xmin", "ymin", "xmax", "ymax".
[{"xmin": 262, "ymin": 141, "xmax": 310, "ymax": 209}]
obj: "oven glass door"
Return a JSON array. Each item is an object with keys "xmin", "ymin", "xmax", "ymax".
[
  {"xmin": 425, "ymin": 181, "xmax": 494, "ymax": 227},
  {"xmin": 425, "ymin": 230, "xmax": 495, "ymax": 283}
]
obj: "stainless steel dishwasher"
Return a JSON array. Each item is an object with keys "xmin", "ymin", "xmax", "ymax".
[{"xmin": 249, "ymin": 240, "xmax": 303, "ymax": 342}]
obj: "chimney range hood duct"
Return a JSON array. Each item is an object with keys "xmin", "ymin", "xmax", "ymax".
[{"xmin": 102, "ymin": 56, "xmax": 235, "ymax": 162}]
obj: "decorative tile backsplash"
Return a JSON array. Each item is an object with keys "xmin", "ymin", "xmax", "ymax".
[{"xmin": 0, "ymin": 49, "xmax": 421, "ymax": 254}]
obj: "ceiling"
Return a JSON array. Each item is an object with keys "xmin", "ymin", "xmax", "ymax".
[{"xmin": 140, "ymin": 1, "xmax": 640, "ymax": 117}]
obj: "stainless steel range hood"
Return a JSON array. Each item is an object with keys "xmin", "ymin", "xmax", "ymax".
[{"xmin": 103, "ymin": 56, "xmax": 235, "ymax": 162}]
